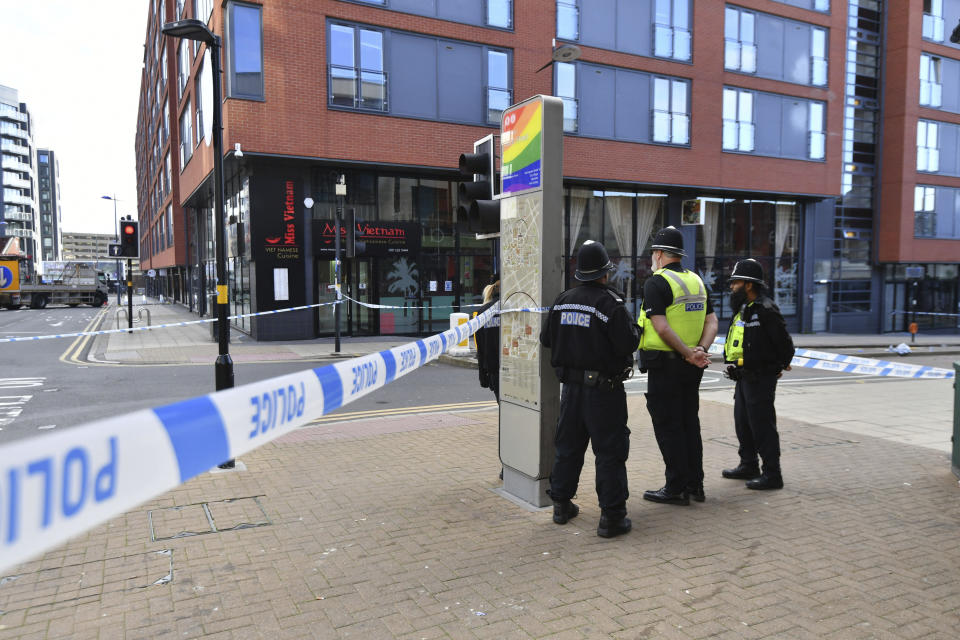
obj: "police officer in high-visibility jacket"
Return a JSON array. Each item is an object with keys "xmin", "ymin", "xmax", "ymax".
[
  {"xmin": 721, "ymin": 259, "xmax": 795, "ymax": 490},
  {"xmin": 540, "ymin": 240, "xmax": 641, "ymax": 538},
  {"xmin": 638, "ymin": 227, "xmax": 718, "ymax": 506}
]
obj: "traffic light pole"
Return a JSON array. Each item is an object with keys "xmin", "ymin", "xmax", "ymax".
[
  {"xmin": 127, "ymin": 258, "xmax": 133, "ymax": 332},
  {"xmin": 334, "ymin": 194, "xmax": 342, "ymax": 354}
]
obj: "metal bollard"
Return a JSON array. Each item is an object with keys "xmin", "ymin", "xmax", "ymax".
[{"xmin": 953, "ymin": 362, "xmax": 960, "ymax": 479}]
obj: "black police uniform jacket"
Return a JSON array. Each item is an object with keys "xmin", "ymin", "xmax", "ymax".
[
  {"xmin": 540, "ymin": 282, "xmax": 641, "ymax": 376},
  {"xmin": 475, "ymin": 297, "xmax": 500, "ymax": 392},
  {"xmin": 736, "ymin": 294, "xmax": 795, "ymax": 374}
]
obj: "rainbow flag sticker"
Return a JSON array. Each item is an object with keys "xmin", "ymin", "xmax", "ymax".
[{"xmin": 501, "ymin": 98, "xmax": 543, "ymax": 194}]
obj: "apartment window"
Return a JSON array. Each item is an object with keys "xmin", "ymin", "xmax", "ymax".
[
  {"xmin": 167, "ymin": 205, "xmax": 174, "ymax": 246},
  {"xmin": 329, "ymin": 24, "xmax": 386, "ymax": 111},
  {"xmin": 923, "ymin": 0, "xmax": 945, "ymax": 42},
  {"xmin": 920, "ymin": 54, "xmax": 943, "ymax": 108},
  {"xmin": 177, "ymin": 39, "xmax": 189, "ymax": 99},
  {"xmin": 227, "ymin": 2, "xmax": 264, "ymax": 99},
  {"xmin": 164, "ymin": 152, "xmax": 171, "ymax": 196},
  {"xmin": 163, "ymin": 106, "xmax": 170, "ymax": 143},
  {"xmin": 487, "ymin": 50, "xmax": 511, "ymax": 124},
  {"xmin": 556, "ymin": 62, "xmax": 578, "ymax": 133},
  {"xmin": 557, "ymin": 1, "xmax": 579, "ymax": 40},
  {"xmin": 654, "ymin": 0, "xmax": 691, "ymax": 61},
  {"xmin": 814, "ymin": 0, "xmax": 829, "ymax": 10},
  {"xmin": 914, "ymin": 186, "xmax": 936, "ymax": 237},
  {"xmin": 724, "ymin": 7, "xmax": 757, "ymax": 73},
  {"xmin": 811, "ymin": 28, "xmax": 827, "ymax": 86},
  {"xmin": 487, "ymin": 0, "xmax": 512, "ymax": 28},
  {"xmin": 175, "ymin": 0, "xmax": 184, "ymax": 20},
  {"xmin": 180, "ymin": 98, "xmax": 193, "ymax": 167},
  {"xmin": 809, "ymin": 102, "xmax": 825, "ymax": 159},
  {"xmin": 160, "ymin": 46, "xmax": 167, "ymax": 85},
  {"xmin": 652, "ymin": 77, "xmax": 689, "ymax": 144},
  {"xmin": 917, "ymin": 120, "xmax": 939, "ymax": 172},
  {"xmin": 195, "ymin": 64, "xmax": 204, "ymax": 145},
  {"xmin": 722, "ymin": 88, "xmax": 754, "ymax": 151},
  {"xmin": 194, "ymin": 0, "xmax": 214, "ymax": 23}
]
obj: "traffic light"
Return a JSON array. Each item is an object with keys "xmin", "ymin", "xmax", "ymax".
[
  {"xmin": 457, "ymin": 135, "xmax": 500, "ymax": 234},
  {"xmin": 120, "ymin": 219, "xmax": 139, "ymax": 258}
]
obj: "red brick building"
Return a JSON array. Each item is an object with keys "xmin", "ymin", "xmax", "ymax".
[{"xmin": 134, "ymin": 0, "xmax": 960, "ymax": 338}]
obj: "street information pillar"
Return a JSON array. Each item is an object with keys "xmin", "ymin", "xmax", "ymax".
[{"xmin": 497, "ymin": 95, "xmax": 563, "ymax": 508}]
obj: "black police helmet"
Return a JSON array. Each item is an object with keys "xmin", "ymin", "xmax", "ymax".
[
  {"xmin": 729, "ymin": 258, "xmax": 765, "ymax": 284},
  {"xmin": 575, "ymin": 240, "xmax": 614, "ymax": 282},
  {"xmin": 650, "ymin": 226, "xmax": 686, "ymax": 257}
]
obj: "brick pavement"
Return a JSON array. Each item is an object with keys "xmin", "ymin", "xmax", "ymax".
[{"xmin": 2, "ymin": 394, "xmax": 960, "ymax": 639}]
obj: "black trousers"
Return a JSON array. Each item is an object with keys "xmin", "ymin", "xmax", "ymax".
[
  {"xmin": 645, "ymin": 359, "xmax": 705, "ymax": 494},
  {"xmin": 733, "ymin": 373, "xmax": 781, "ymax": 476},
  {"xmin": 549, "ymin": 382, "xmax": 629, "ymax": 512}
]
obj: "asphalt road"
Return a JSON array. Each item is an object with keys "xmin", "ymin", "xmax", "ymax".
[{"xmin": 1, "ymin": 304, "xmax": 955, "ymax": 445}]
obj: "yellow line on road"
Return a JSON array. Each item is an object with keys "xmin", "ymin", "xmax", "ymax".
[
  {"xmin": 59, "ymin": 306, "xmax": 109, "ymax": 365},
  {"xmin": 309, "ymin": 400, "xmax": 498, "ymax": 424}
]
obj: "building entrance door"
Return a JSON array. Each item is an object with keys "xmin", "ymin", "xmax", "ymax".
[
  {"xmin": 316, "ymin": 258, "xmax": 376, "ymax": 336},
  {"xmin": 812, "ymin": 282, "xmax": 829, "ymax": 332}
]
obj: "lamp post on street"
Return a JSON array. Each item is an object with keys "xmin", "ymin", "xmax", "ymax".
[
  {"xmin": 101, "ymin": 195, "xmax": 122, "ymax": 304},
  {"xmin": 162, "ymin": 18, "xmax": 235, "ymax": 468}
]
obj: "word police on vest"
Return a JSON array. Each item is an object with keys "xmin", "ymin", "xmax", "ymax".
[{"xmin": 560, "ymin": 311, "xmax": 591, "ymax": 327}]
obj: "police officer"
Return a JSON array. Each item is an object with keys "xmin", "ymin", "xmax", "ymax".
[
  {"xmin": 638, "ymin": 226, "xmax": 718, "ymax": 505},
  {"xmin": 721, "ymin": 259, "xmax": 795, "ymax": 490},
  {"xmin": 540, "ymin": 240, "xmax": 640, "ymax": 538},
  {"xmin": 475, "ymin": 275, "xmax": 501, "ymax": 402}
]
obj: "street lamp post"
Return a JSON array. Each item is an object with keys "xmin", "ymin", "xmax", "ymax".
[
  {"xmin": 101, "ymin": 195, "xmax": 121, "ymax": 304},
  {"xmin": 162, "ymin": 18, "xmax": 235, "ymax": 467}
]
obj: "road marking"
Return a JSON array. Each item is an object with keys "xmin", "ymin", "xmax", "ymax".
[
  {"xmin": 59, "ymin": 307, "xmax": 109, "ymax": 365},
  {"xmin": 309, "ymin": 400, "xmax": 498, "ymax": 424}
]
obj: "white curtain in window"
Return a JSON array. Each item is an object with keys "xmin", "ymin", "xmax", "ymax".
[
  {"xmin": 703, "ymin": 200, "xmax": 720, "ymax": 273},
  {"xmin": 568, "ymin": 188, "xmax": 591, "ymax": 253},
  {"xmin": 606, "ymin": 196, "xmax": 633, "ymax": 256},
  {"xmin": 636, "ymin": 196, "xmax": 661, "ymax": 254},
  {"xmin": 775, "ymin": 204, "xmax": 793, "ymax": 260}
]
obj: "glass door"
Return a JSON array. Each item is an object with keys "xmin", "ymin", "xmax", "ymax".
[{"xmin": 349, "ymin": 258, "xmax": 375, "ymax": 335}]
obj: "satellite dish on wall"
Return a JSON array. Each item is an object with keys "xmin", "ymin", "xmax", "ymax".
[{"xmin": 537, "ymin": 44, "xmax": 582, "ymax": 72}]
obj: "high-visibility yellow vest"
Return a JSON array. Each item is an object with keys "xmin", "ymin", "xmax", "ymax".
[
  {"xmin": 724, "ymin": 309, "xmax": 747, "ymax": 365},
  {"xmin": 638, "ymin": 267, "xmax": 707, "ymax": 351}
]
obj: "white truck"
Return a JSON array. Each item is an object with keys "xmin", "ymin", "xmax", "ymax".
[{"xmin": 0, "ymin": 256, "xmax": 109, "ymax": 310}]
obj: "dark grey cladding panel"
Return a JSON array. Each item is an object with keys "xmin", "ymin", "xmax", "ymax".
[
  {"xmin": 939, "ymin": 122, "xmax": 960, "ymax": 177},
  {"xmin": 781, "ymin": 98, "xmax": 809, "ymax": 159},
  {"xmin": 391, "ymin": 0, "xmax": 435, "ymax": 17},
  {"xmin": 578, "ymin": 63, "xmax": 616, "ymax": 139},
  {"xmin": 615, "ymin": 69, "xmax": 650, "ymax": 142},
  {"xmin": 783, "ymin": 21, "xmax": 811, "ymax": 85},
  {"xmin": 616, "ymin": 0, "xmax": 652, "ymax": 56},
  {"xmin": 388, "ymin": 33, "xmax": 438, "ymax": 120},
  {"xmin": 438, "ymin": 40, "xmax": 483, "ymax": 123},
  {"xmin": 580, "ymin": 0, "xmax": 617, "ymax": 50},
  {"xmin": 942, "ymin": 57, "xmax": 960, "ymax": 114},
  {"xmin": 754, "ymin": 92, "xmax": 782, "ymax": 157},
  {"xmin": 756, "ymin": 14, "xmax": 785, "ymax": 80},
  {"xmin": 437, "ymin": 0, "xmax": 484, "ymax": 25}
]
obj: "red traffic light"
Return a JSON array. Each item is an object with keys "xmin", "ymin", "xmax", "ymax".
[{"xmin": 122, "ymin": 224, "xmax": 136, "ymax": 236}]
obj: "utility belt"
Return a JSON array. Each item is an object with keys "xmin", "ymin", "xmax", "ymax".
[
  {"xmin": 727, "ymin": 364, "xmax": 781, "ymax": 380},
  {"xmin": 556, "ymin": 367, "xmax": 630, "ymax": 389}
]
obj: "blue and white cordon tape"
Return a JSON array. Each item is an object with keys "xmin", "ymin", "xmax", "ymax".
[
  {"xmin": 0, "ymin": 302, "xmax": 499, "ymax": 574},
  {"xmin": 708, "ymin": 339, "xmax": 954, "ymax": 379}
]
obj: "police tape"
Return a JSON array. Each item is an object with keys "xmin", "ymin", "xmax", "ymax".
[
  {"xmin": 0, "ymin": 302, "xmax": 500, "ymax": 574},
  {"xmin": 0, "ymin": 295, "xmax": 496, "ymax": 344},
  {"xmin": 708, "ymin": 340, "xmax": 954, "ymax": 379}
]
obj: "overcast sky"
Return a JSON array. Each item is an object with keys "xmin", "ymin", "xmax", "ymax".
[{"xmin": 2, "ymin": 0, "xmax": 149, "ymax": 235}]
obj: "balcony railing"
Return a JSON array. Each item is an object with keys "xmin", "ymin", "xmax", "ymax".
[
  {"xmin": 2, "ymin": 158, "xmax": 32, "ymax": 174},
  {"xmin": 0, "ymin": 123, "xmax": 29, "ymax": 140},
  {"xmin": 3, "ymin": 210, "xmax": 33, "ymax": 222},
  {"xmin": 1, "ymin": 140, "xmax": 30, "ymax": 157},
  {"xmin": 4, "ymin": 176, "xmax": 30, "ymax": 190},
  {"xmin": 3, "ymin": 192, "xmax": 34, "ymax": 206},
  {"xmin": 0, "ymin": 106, "xmax": 27, "ymax": 123}
]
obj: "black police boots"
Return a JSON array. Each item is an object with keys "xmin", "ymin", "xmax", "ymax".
[
  {"xmin": 746, "ymin": 474, "xmax": 784, "ymax": 490},
  {"xmin": 642, "ymin": 487, "xmax": 690, "ymax": 506},
  {"xmin": 721, "ymin": 463, "xmax": 761, "ymax": 480},
  {"xmin": 552, "ymin": 500, "xmax": 580, "ymax": 524},
  {"xmin": 684, "ymin": 484, "xmax": 706, "ymax": 503},
  {"xmin": 597, "ymin": 511, "xmax": 631, "ymax": 538}
]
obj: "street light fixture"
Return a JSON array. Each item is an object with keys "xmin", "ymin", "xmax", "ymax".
[
  {"xmin": 162, "ymin": 18, "xmax": 235, "ymax": 467},
  {"xmin": 101, "ymin": 195, "xmax": 122, "ymax": 304}
]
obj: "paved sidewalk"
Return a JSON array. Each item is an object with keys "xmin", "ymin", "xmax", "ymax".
[{"xmin": 2, "ymin": 391, "xmax": 959, "ymax": 639}]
